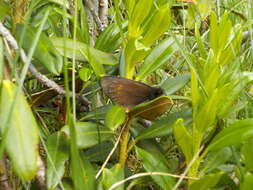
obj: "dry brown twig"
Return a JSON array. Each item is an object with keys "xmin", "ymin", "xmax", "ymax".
[{"xmin": 0, "ymin": 22, "xmax": 91, "ymax": 106}]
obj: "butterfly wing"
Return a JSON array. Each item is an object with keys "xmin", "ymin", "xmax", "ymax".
[{"xmin": 101, "ymin": 76, "xmax": 153, "ymax": 108}]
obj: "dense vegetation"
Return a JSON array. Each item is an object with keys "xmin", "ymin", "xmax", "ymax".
[{"xmin": 0, "ymin": 0, "xmax": 252, "ymax": 189}]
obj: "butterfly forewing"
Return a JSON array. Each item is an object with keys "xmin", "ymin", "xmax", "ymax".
[{"xmin": 101, "ymin": 76, "xmax": 154, "ymax": 108}]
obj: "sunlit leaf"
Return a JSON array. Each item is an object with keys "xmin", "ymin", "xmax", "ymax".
[
  {"xmin": 136, "ymin": 147, "xmax": 175, "ymax": 189},
  {"xmin": 205, "ymin": 119, "xmax": 253, "ymax": 153},
  {"xmin": 102, "ymin": 164, "xmax": 124, "ymax": 190},
  {"xmin": 105, "ymin": 105, "xmax": 126, "ymax": 131},
  {"xmin": 0, "ymin": 80, "xmax": 39, "ymax": 180},
  {"xmin": 189, "ymin": 172, "xmax": 224, "ymax": 190},
  {"xmin": 46, "ymin": 132, "xmax": 69, "ymax": 190},
  {"xmin": 62, "ymin": 122, "xmax": 114, "ymax": 149}
]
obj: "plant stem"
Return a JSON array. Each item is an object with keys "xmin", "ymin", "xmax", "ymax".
[{"xmin": 119, "ymin": 118, "xmax": 131, "ymax": 166}]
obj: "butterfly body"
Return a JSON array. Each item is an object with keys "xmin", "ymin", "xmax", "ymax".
[{"xmin": 101, "ymin": 76, "xmax": 163, "ymax": 108}]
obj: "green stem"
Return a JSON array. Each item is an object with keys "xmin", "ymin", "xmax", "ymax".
[{"xmin": 119, "ymin": 118, "xmax": 131, "ymax": 166}]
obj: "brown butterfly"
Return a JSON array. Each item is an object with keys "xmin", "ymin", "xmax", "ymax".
[{"xmin": 101, "ymin": 76, "xmax": 163, "ymax": 108}]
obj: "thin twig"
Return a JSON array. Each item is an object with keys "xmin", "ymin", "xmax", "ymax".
[
  {"xmin": 0, "ymin": 22, "xmax": 91, "ymax": 106},
  {"xmin": 109, "ymin": 172, "xmax": 199, "ymax": 190},
  {"xmin": 36, "ymin": 156, "xmax": 46, "ymax": 190},
  {"xmin": 99, "ymin": 0, "xmax": 108, "ymax": 27},
  {"xmin": 95, "ymin": 123, "xmax": 127, "ymax": 179},
  {"xmin": 0, "ymin": 156, "xmax": 12, "ymax": 190},
  {"xmin": 172, "ymin": 145, "xmax": 204, "ymax": 190},
  {"xmin": 85, "ymin": 0, "xmax": 104, "ymax": 32}
]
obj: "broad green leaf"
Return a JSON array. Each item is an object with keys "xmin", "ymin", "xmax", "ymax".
[
  {"xmin": 128, "ymin": 0, "xmax": 153, "ymax": 37},
  {"xmin": 242, "ymin": 137, "xmax": 253, "ymax": 173},
  {"xmin": 141, "ymin": 4, "xmax": 171, "ymax": 46},
  {"xmin": 202, "ymin": 147, "xmax": 232, "ymax": 174},
  {"xmin": 105, "ymin": 105, "xmax": 126, "ymax": 131},
  {"xmin": 195, "ymin": 89, "xmax": 220, "ymax": 132},
  {"xmin": 136, "ymin": 38, "xmax": 176, "ymax": 80},
  {"xmin": 16, "ymin": 24, "xmax": 63, "ymax": 75},
  {"xmin": 189, "ymin": 172, "xmax": 224, "ymax": 190},
  {"xmin": 136, "ymin": 147, "xmax": 175, "ymax": 189},
  {"xmin": 124, "ymin": 38, "xmax": 150, "ymax": 79},
  {"xmin": 204, "ymin": 64, "xmax": 219, "ymax": 96},
  {"xmin": 240, "ymin": 173, "xmax": 253, "ymax": 190},
  {"xmin": 136, "ymin": 119, "xmax": 173, "ymax": 140},
  {"xmin": 205, "ymin": 119, "xmax": 253, "ymax": 153},
  {"xmin": 217, "ymin": 12, "xmax": 231, "ymax": 53},
  {"xmin": 197, "ymin": 0, "xmax": 214, "ymax": 19},
  {"xmin": 83, "ymin": 141, "xmax": 114, "ymax": 162},
  {"xmin": 173, "ymin": 119, "xmax": 194, "ymax": 163},
  {"xmin": 78, "ymin": 152, "xmax": 96, "ymax": 190},
  {"xmin": 46, "ymin": 132, "xmax": 69, "ymax": 190},
  {"xmin": 80, "ymin": 105, "xmax": 113, "ymax": 121},
  {"xmin": 95, "ymin": 22, "xmax": 127, "ymax": 52},
  {"xmin": 220, "ymin": 28, "xmax": 242, "ymax": 66},
  {"xmin": 62, "ymin": 122, "xmax": 114, "ymax": 149},
  {"xmin": 138, "ymin": 139, "xmax": 169, "ymax": 167},
  {"xmin": 124, "ymin": 0, "xmax": 137, "ymax": 17},
  {"xmin": 217, "ymin": 82, "xmax": 244, "ymax": 118},
  {"xmin": 161, "ymin": 74, "xmax": 190, "ymax": 95},
  {"xmin": 102, "ymin": 164, "xmax": 124, "ymax": 190},
  {"xmin": 0, "ymin": 80, "xmax": 39, "ymax": 180},
  {"xmin": 195, "ymin": 24, "xmax": 207, "ymax": 58},
  {"xmin": 51, "ymin": 37, "xmax": 118, "ymax": 75},
  {"xmin": 79, "ymin": 67, "xmax": 93, "ymax": 81},
  {"xmin": 0, "ymin": 1, "xmax": 10, "ymax": 21}
]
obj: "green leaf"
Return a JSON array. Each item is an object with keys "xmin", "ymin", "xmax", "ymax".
[
  {"xmin": 220, "ymin": 27, "xmax": 242, "ymax": 66},
  {"xmin": 0, "ymin": 1, "xmax": 10, "ymax": 21},
  {"xmin": 189, "ymin": 172, "xmax": 224, "ymax": 190},
  {"xmin": 210, "ymin": 11, "xmax": 218, "ymax": 54},
  {"xmin": 242, "ymin": 137, "xmax": 253, "ymax": 173},
  {"xmin": 128, "ymin": 0, "xmax": 153, "ymax": 37},
  {"xmin": 134, "ymin": 109, "xmax": 192, "ymax": 140},
  {"xmin": 78, "ymin": 152, "xmax": 96, "ymax": 190},
  {"xmin": 191, "ymin": 68, "xmax": 199, "ymax": 117},
  {"xmin": 136, "ymin": 38, "xmax": 176, "ymax": 80},
  {"xmin": 161, "ymin": 74, "xmax": 190, "ymax": 95},
  {"xmin": 195, "ymin": 89, "xmax": 220, "ymax": 132},
  {"xmin": 195, "ymin": 24, "xmax": 207, "ymax": 58},
  {"xmin": 204, "ymin": 64, "xmax": 219, "ymax": 96},
  {"xmin": 62, "ymin": 122, "xmax": 114, "ymax": 149},
  {"xmin": 95, "ymin": 22, "xmax": 127, "ymax": 53},
  {"xmin": 102, "ymin": 164, "xmax": 124, "ymax": 190},
  {"xmin": 205, "ymin": 119, "xmax": 253, "ymax": 153},
  {"xmin": 173, "ymin": 119, "xmax": 194, "ymax": 163},
  {"xmin": 241, "ymin": 173, "xmax": 253, "ymax": 190},
  {"xmin": 51, "ymin": 37, "xmax": 118, "ymax": 75},
  {"xmin": 0, "ymin": 38, "xmax": 3, "ymax": 83},
  {"xmin": 136, "ymin": 147, "xmax": 175, "ymax": 189},
  {"xmin": 141, "ymin": 4, "xmax": 171, "ymax": 46},
  {"xmin": 217, "ymin": 82, "xmax": 245, "ymax": 118},
  {"xmin": 105, "ymin": 105, "xmax": 126, "ymax": 131},
  {"xmin": 16, "ymin": 24, "xmax": 63, "ymax": 75},
  {"xmin": 79, "ymin": 67, "xmax": 93, "ymax": 81},
  {"xmin": 0, "ymin": 80, "xmax": 39, "ymax": 180},
  {"xmin": 136, "ymin": 119, "xmax": 173, "ymax": 140},
  {"xmin": 80, "ymin": 105, "xmax": 113, "ymax": 121},
  {"xmin": 202, "ymin": 147, "xmax": 232, "ymax": 174},
  {"xmin": 46, "ymin": 132, "xmax": 69, "ymax": 190}
]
